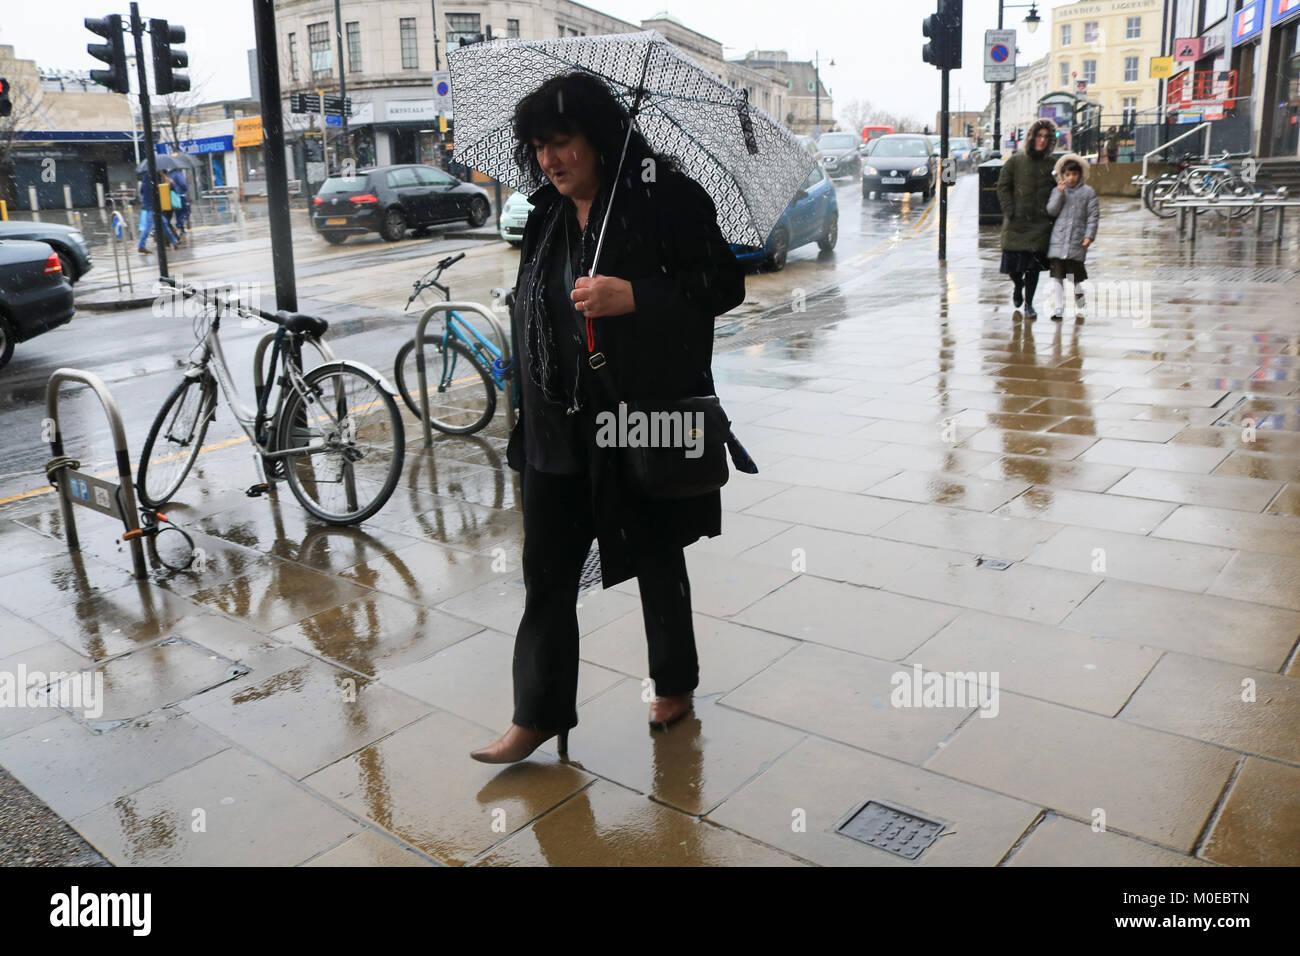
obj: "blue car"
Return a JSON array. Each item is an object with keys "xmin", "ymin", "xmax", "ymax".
[{"xmin": 730, "ymin": 164, "xmax": 838, "ymax": 271}]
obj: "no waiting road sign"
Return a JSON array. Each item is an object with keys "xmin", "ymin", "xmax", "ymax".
[{"xmin": 984, "ymin": 29, "xmax": 1017, "ymax": 82}]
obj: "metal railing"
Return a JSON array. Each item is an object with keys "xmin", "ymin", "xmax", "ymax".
[{"xmin": 1135, "ymin": 122, "xmax": 1213, "ymax": 184}]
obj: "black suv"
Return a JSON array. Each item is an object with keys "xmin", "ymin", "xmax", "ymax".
[{"xmin": 312, "ymin": 164, "xmax": 494, "ymax": 244}]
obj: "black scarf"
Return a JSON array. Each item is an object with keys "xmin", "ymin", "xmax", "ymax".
[{"xmin": 523, "ymin": 185, "xmax": 608, "ymax": 413}]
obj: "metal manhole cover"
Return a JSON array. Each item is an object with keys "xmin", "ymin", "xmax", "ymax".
[{"xmin": 835, "ymin": 800, "xmax": 947, "ymax": 860}]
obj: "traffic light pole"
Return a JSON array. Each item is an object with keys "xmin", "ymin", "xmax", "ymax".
[
  {"xmin": 334, "ymin": 0, "xmax": 350, "ymax": 162},
  {"xmin": 939, "ymin": 66, "xmax": 950, "ymax": 263},
  {"xmin": 253, "ymin": 0, "xmax": 297, "ymax": 312},
  {"xmin": 129, "ymin": 2, "xmax": 167, "ymax": 279},
  {"xmin": 993, "ymin": 2, "xmax": 1003, "ymax": 157}
]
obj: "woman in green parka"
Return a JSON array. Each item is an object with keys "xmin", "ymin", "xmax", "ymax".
[{"xmin": 996, "ymin": 117, "xmax": 1058, "ymax": 320}]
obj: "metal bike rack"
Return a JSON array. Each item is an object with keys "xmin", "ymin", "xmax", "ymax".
[
  {"xmin": 44, "ymin": 368, "xmax": 147, "ymax": 579},
  {"xmin": 413, "ymin": 301, "xmax": 515, "ymax": 445},
  {"xmin": 1169, "ymin": 195, "xmax": 1299, "ymax": 241}
]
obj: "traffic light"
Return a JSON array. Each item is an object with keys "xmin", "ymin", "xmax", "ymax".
[
  {"xmin": 85, "ymin": 15, "xmax": 129, "ymax": 94},
  {"xmin": 0, "ymin": 78, "xmax": 11, "ymax": 118},
  {"xmin": 151, "ymin": 19, "xmax": 190, "ymax": 95},
  {"xmin": 922, "ymin": 10, "xmax": 947, "ymax": 69},
  {"xmin": 922, "ymin": 0, "xmax": 963, "ymax": 71}
]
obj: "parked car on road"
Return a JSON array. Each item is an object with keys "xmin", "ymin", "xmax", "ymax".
[
  {"xmin": 816, "ymin": 132, "xmax": 863, "ymax": 180},
  {"xmin": 0, "ymin": 240, "xmax": 75, "ymax": 370},
  {"xmin": 948, "ymin": 137, "xmax": 975, "ymax": 168},
  {"xmin": 312, "ymin": 163, "xmax": 493, "ymax": 244},
  {"xmin": 862, "ymin": 134, "xmax": 937, "ymax": 201},
  {"xmin": 499, "ymin": 190, "xmax": 533, "ymax": 246},
  {"xmin": 0, "ymin": 222, "xmax": 93, "ymax": 283},
  {"xmin": 730, "ymin": 163, "xmax": 837, "ymax": 271}
]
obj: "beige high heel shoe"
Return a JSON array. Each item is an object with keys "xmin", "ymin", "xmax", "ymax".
[
  {"xmin": 648, "ymin": 693, "xmax": 693, "ymax": 730},
  {"xmin": 470, "ymin": 723, "xmax": 569, "ymax": 763}
]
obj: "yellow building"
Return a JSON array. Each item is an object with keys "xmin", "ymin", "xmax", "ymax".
[{"xmin": 1049, "ymin": 0, "xmax": 1164, "ymax": 121}]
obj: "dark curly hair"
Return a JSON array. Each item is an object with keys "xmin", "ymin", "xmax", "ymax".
[
  {"xmin": 1061, "ymin": 159, "xmax": 1083, "ymax": 176},
  {"xmin": 511, "ymin": 71, "xmax": 677, "ymax": 190}
]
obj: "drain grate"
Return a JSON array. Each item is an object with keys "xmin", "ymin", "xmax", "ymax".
[
  {"xmin": 1178, "ymin": 266, "xmax": 1297, "ymax": 284},
  {"xmin": 975, "ymin": 555, "xmax": 1013, "ymax": 570},
  {"xmin": 835, "ymin": 800, "xmax": 947, "ymax": 860}
]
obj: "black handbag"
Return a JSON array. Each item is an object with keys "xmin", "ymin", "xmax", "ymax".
[
  {"xmin": 615, "ymin": 395, "xmax": 732, "ymax": 499},
  {"xmin": 564, "ymin": 221, "xmax": 758, "ymax": 499}
]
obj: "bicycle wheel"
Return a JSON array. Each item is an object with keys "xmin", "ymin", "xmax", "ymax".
[
  {"xmin": 1142, "ymin": 175, "xmax": 1179, "ymax": 218},
  {"xmin": 1209, "ymin": 176, "xmax": 1257, "ymax": 219},
  {"xmin": 275, "ymin": 362, "xmax": 405, "ymax": 525},
  {"xmin": 393, "ymin": 336, "xmax": 496, "ymax": 435},
  {"xmin": 137, "ymin": 375, "xmax": 214, "ymax": 508}
]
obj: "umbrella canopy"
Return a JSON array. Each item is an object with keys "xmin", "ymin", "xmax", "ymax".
[
  {"xmin": 137, "ymin": 153, "xmax": 199, "ymax": 175},
  {"xmin": 447, "ymin": 30, "xmax": 817, "ymax": 250}
]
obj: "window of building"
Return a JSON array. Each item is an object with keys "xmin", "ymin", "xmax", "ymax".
[
  {"xmin": 1083, "ymin": 21, "xmax": 1099, "ymax": 43},
  {"xmin": 400, "ymin": 18, "xmax": 418, "ymax": 68},
  {"xmin": 507, "ymin": 18, "xmax": 520, "ymax": 38},
  {"xmin": 288, "ymin": 32, "xmax": 298, "ymax": 81},
  {"xmin": 308, "ymin": 21, "xmax": 331, "ymax": 79},
  {"xmin": 447, "ymin": 13, "xmax": 481, "ymax": 47},
  {"xmin": 1082, "ymin": 60, "xmax": 1096, "ymax": 85},
  {"xmin": 1124, "ymin": 56, "xmax": 1139, "ymax": 82},
  {"xmin": 346, "ymin": 21, "xmax": 361, "ymax": 73},
  {"xmin": 1060, "ymin": 60, "xmax": 1070, "ymax": 88},
  {"xmin": 1125, "ymin": 16, "xmax": 1141, "ymax": 39},
  {"xmin": 1061, "ymin": 24, "xmax": 1072, "ymax": 45},
  {"xmin": 1121, "ymin": 95, "xmax": 1138, "ymax": 127}
]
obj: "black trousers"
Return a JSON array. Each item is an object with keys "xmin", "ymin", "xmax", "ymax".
[{"xmin": 512, "ymin": 464, "xmax": 699, "ymax": 730}]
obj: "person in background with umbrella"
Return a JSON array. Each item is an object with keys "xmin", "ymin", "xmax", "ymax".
[
  {"xmin": 167, "ymin": 158, "xmax": 191, "ymax": 238},
  {"xmin": 469, "ymin": 71, "xmax": 746, "ymax": 764},
  {"xmin": 137, "ymin": 170, "xmax": 180, "ymax": 255}
]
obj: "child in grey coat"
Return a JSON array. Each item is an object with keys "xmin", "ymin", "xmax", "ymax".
[{"xmin": 1045, "ymin": 153, "xmax": 1100, "ymax": 321}]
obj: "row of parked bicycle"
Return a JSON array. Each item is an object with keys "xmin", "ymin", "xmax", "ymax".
[
  {"xmin": 136, "ymin": 253, "xmax": 507, "ymax": 529},
  {"xmin": 1136, "ymin": 150, "xmax": 1279, "ymax": 219}
]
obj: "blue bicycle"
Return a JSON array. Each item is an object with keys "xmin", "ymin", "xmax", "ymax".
[{"xmin": 393, "ymin": 253, "xmax": 515, "ymax": 435}]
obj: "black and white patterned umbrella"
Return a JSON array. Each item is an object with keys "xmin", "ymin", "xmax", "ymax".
[{"xmin": 447, "ymin": 30, "xmax": 817, "ymax": 251}]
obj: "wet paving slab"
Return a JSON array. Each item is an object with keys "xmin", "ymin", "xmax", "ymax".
[{"xmin": 0, "ymin": 183, "xmax": 1297, "ymax": 865}]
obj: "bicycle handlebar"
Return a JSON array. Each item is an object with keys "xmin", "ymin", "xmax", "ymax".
[
  {"xmin": 405, "ymin": 251, "xmax": 467, "ymax": 309},
  {"xmin": 158, "ymin": 274, "xmax": 297, "ymax": 327}
]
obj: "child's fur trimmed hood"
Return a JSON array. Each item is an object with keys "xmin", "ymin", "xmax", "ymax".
[{"xmin": 1053, "ymin": 152, "xmax": 1090, "ymax": 183}]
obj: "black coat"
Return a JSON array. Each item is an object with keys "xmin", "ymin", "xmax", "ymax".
[{"xmin": 506, "ymin": 164, "xmax": 746, "ymax": 587}]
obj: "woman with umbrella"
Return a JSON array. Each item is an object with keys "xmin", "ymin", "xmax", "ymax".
[{"xmin": 468, "ymin": 71, "xmax": 746, "ymax": 763}]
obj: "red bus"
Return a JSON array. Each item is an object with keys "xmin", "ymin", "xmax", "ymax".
[{"xmin": 862, "ymin": 125, "xmax": 894, "ymax": 145}]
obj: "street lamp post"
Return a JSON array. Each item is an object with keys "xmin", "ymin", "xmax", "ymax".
[
  {"xmin": 993, "ymin": 1, "xmax": 1039, "ymax": 157},
  {"xmin": 813, "ymin": 50, "xmax": 834, "ymax": 138}
]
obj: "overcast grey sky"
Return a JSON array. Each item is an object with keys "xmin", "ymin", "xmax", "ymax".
[{"xmin": 4, "ymin": 1, "xmax": 1073, "ymax": 123}]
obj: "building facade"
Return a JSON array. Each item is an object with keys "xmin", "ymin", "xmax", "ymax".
[
  {"xmin": 729, "ymin": 50, "xmax": 828, "ymax": 135},
  {"xmin": 1048, "ymin": 0, "xmax": 1163, "ymax": 122},
  {"xmin": 1160, "ymin": 0, "xmax": 1300, "ymax": 157},
  {"xmin": 0, "ymin": 46, "xmax": 137, "ymax": 210},
  {"xmin": 272, "ymin": 0, "xmax": 807, "ymax": 185}
]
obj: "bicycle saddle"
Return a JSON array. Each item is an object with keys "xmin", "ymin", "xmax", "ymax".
[{"xmin": 275, "ymin": 311, "xmax": 330, "ymax": 338}]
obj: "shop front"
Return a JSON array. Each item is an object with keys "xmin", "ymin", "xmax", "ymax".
[{"xmin": 1263, "ymin": 0, "xmax": 1300, "ymax": 156}]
